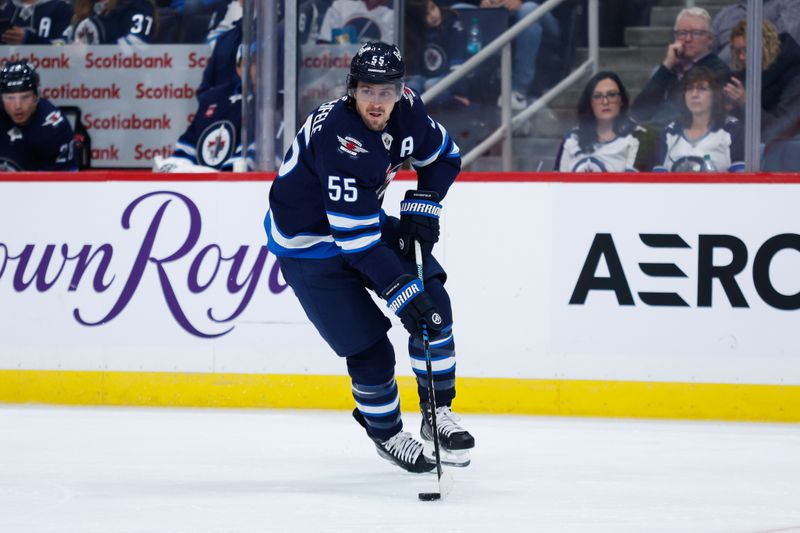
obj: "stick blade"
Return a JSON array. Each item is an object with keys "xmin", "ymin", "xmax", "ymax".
[
  {"xmin": 438, "ymin": 470, "xmax": 455, "ymax": 498},
  {"xmin": 417, "ymin": 470, "xmax": 455, "ymax": 502}
]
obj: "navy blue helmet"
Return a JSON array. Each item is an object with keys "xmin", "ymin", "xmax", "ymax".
[
  {"xmin": 347, "ymin": 41, "xmax": 405, "ymax": 90},
  {"xmin": 0, "ymin": 61, "xmax": 39, "ymax": 95}
]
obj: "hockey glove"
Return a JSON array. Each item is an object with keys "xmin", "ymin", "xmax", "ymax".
[
  {"xmin": 398, "ymin": 190, "xmax": 442, "ymax": 257},
  {"xmin": 381, "ymin": 274, "xmax": 444, "ymax": 336}
]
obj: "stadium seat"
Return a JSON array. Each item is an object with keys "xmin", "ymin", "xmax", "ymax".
[
  {"xmin": 180, "ymin": 11, "xmax": 215, "ymax": 43},
  {"xmin": 763, "ymin": 138, "xmax": 800, "ymax": 172},
  {"xmin": 155, "ymin": 7, "xmax": 181, "ymax": 43},
  {"xmin": 59, "ymin": 106, "xmax": 91, "ymax": 170}
]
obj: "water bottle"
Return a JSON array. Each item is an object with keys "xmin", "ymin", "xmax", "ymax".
[
  {"xmin": 702, "ymin": 154, "xmax": 717, "ymax": 172},
  {"xmin": 466, "ymin": 16, "xmax": 481, "ymax": 56}
]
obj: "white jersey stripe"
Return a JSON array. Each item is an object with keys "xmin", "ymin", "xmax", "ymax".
[
  {"xmin": 327, "ymin": 212, "xmax": 380, "ymax": 231},
  {"xmin": 335, "ymin": 231, "xmax": 380, "ymax": 252},
  {"xmin": 269, "ymin": 212, "xmax": 334, "ymax": 249}
]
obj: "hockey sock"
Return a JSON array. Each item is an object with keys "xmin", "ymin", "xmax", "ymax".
[
  {"xmin": 409, "ymin": 324, "xmax": 456, "ymax": 407},
  {"xmin": 347, "ymin": 336, "xmax": 402, "ymax": 441}
]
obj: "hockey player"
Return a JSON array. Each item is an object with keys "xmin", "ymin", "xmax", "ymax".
[
  {"xmin": 67, "ymin": 0, "xmax": 158, "ymax": 47},
  {"xmin": 264, "ymin": 41, "xmax": 474, "ymax": 473},
  {"xmin": 0, "ymin": 61, "xmax": 76, "ymax": 171},
  {"xmin": 154, "ymin": 44, "xmax": 252, "ymax": 172},
  {"xmin": 0, "ymin": 0, "xmax": 73, "ymax": 44}
]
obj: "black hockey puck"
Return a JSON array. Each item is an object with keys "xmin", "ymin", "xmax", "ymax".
[{"xmin": 418, "ymin": 492, "xmax": 441, "ymax": 501}]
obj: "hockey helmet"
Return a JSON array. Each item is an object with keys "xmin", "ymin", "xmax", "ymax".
[
  {"xmin": 0, "ymin": 61, "xmax": 39, "ymax": 95},
  {"xmin": 347, "ymin": 41, "xmax": 405, "ymax": 93}
]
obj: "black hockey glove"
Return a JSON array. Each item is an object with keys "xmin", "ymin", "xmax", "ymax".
[
  {"xmin": 381, "ymin": 274, "xmax": 444, "ymax": 336},
  {"xmin": 398, "ymin": 190, "xmax": 442, "ymax": 258}
]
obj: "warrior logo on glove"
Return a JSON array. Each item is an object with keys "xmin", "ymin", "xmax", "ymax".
[{"xmin": 398, "ymin": 189, "xmax": 442, "ymax": 258}]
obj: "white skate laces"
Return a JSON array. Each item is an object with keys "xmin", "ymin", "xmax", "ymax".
[
  {"xmin": 434, "ymin": 406, "xmax": 464, "ymax": 437},
  {"xmin": 382, "ymin": 431, "xmax": 425, "ymax": 465}
]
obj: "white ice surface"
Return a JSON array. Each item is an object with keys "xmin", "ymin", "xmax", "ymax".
[{"xmin": 2, "ymin": 406, "xmax": 800, "ymax": 533}]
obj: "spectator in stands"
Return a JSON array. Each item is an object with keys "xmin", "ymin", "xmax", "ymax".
[
  {"xmin": 711, "ymin": 0, "xmax": 800, "ymax": 65},
  {"xmin": 154, "ymin": 44, "xmax": 253, "ymax": 172},
  {"xmin": 723, "ymin": 20, "xmax": 800, "ymax": 147},
  {"xmin": 317, "ymin": 0, "xmax": 394, "ymax": 44},
  {"xmin": 68, "ymin": 0, "xmax": 159, "ymax": 47},
  {"xmin": 555, "ymin": 71, "xmax": 646, "ymax": 172},
  {"xmin": 448, "ymin": 0, "xmax": 560, "ymax": 110},
  {"xmin": 632, "ymin": 7, "xmax": 730, "ymax": 126},
  {"xmin": 653, "ymin": 66, "xmax": 744, "ymax": 172},
  {"xmin": 196, "ymin": 4, "xmax": 241, "ymax": 97},
  {"xmin": 0, "ymin": 0, "xmax": 72, "ymax": 44},
  {"xmin": 0, "ymin": 61, "xmax": 77, "ymax": 172},
  {"xmin": 404, "ymin": 0, "xmax": 471, "ymax": 108},
  {"xmin": 297, "ymin": 0, "xmax": 328, "ymax": 45},
  {"xmin": 205, "ymin": 0, "xmax": 240, "ymax": 48}
]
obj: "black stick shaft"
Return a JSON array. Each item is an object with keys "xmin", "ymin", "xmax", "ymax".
[{"xmin": 415, "ymin": 241, "xmax": 444, "ymax": 483}]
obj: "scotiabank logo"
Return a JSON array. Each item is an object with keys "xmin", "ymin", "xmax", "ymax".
[
  {"xmin": 42, "ymin": 83, "xmax": 121, "ymax": 100},
  {"xmin": 84, "ymin": 113, "xmax": 172, "ymax": 130},
  {"xmin": 570, "ymin": 233, "xmax": 800, "ymax": 310},
  {"xmin": 0, "ymin": 53, "xmax": 70, "ymax": 69},
  {"xmin": 302, "ymin": 53, "xmax": 353, "ymax": 69}
]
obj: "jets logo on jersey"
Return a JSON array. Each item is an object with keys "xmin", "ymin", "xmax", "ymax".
[
  {"xmin": 572, "ymin": 156, "xmax": 608, "ymax": 173},
  {"xmin": 423, "ymin": 44, "xmax": 445, "ymax": 73},
  {"xmin": 0, "ymin": 157, "xmax": 23, "ymax": 171},
  {"xmin": 44, "ymin": 111, "xmax": 64, "ymax": 127},
  {"xmin": 197, "ymin": 120, "xmax": 235, "ymax": 168},
  {"xmin": 381, "ymin": 132, "xmax": 393, "ymax": 151},
  {"xmin": 204, "ymin": 104, "xmax": 217, "ymax": 118},
  {"xmin": 670, "ymin": 155, "xmax": 708, "ymax": 172},
  {"xmin": 7, "ymin": 127, "xmax": 22, "ymax": 142},
  {"xmin": 337, "ymin": 135, "xmax": 368, "ymax": 157},
  {"xmin": 74, "ymin": 18, "xmax": 100, "ymax": 44}
]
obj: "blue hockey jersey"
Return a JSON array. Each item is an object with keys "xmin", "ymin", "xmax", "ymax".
[
  {"xmin": 197, "ymin": 18, "xmax": 240, "ymax": 98},
  {"xmin": 265, "ymin": 87, "xmax": 461, "ymax": 292},
  {"xmin": 172, "ymin": 80, "xmax": 244, "ymax": 171},
  {"xmin": 0, "ymin": 97, "xmax": 76, "ymax": 171},
  {"xmin": 69, "ymin": 0, "xmax": 157, "ymax": 45},
  {"xmin": 0, "ymin": 0, "xmax": 72, "ymax": 44}
]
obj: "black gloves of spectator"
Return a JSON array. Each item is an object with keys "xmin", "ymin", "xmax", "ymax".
[{"xmin": 398, "ymin": 190, "xmax": 441, "ymax": 258}]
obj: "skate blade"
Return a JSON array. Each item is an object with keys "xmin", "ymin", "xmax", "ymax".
[{"xmin": 423, "ymin": 441, "xmax": 471, "ymax": 467}]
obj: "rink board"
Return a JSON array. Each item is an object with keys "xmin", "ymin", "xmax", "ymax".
[{"xmin": 1, "ymin": 171, "xmax": 799, "ymax": 420}]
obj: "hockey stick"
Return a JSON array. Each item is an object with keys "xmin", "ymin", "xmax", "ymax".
[{"xmin": 414, "ymin": 240, "xmax": 454, "ymax": 502}]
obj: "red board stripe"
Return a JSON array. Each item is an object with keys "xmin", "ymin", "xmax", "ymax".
[{"xmin": 1, "ymin": 170, "xmax": 799, "ymax": 183}]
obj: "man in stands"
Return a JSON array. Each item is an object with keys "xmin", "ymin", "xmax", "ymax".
[
  {"xmin": 0, "ymin": 61, "xmax": 77, "ymax": 171},
  {"xmin": 632, "ymin": 7, "xmax": 730, "ymax": 126}
]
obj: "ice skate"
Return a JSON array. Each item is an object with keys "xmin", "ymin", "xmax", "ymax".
[
  {"xmin": 420, "ymin": 403, "xmax": 475, "ymax": 467},
  {"xmin": 353, "ymin": 409, "xmax": 436, "ymax": 473}
]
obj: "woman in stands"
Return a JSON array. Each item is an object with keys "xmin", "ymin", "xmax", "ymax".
[
  {"xmin": 556, "ymin": 71, "xmax": 646, "ymax": 172},
  {"xmin": 723, "ymin": 20, "xmax": 800, "ymax": 148},
  {"xmin": 68, "ymin": 0, "xmax": 159, "ymax": 46},
  {"xmin": 653, "ymin": 66, "xmax": 744, "ymax": 172},
  {"xmin": 404, "ymin": 0, "xmax": 471, "ymax": 108}
]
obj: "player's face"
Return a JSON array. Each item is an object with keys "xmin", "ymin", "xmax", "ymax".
[
  {"xmin": 673, "ymin": 15, "xmax": 712, "ymax": 61},
  {"xmin": 590, "ymin": 78, "xmax": 622, "ymax": 124},
  {"xmin": 2, "ymin": 90, "xmax": 38, "ymax": 126},
  {"xmin": 684, "ymin": 81, "xmax": 713, "ymax": 116},
  {"xmin": 354, "ymin": 81, "xmax": 398, "ymax": 132}
]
